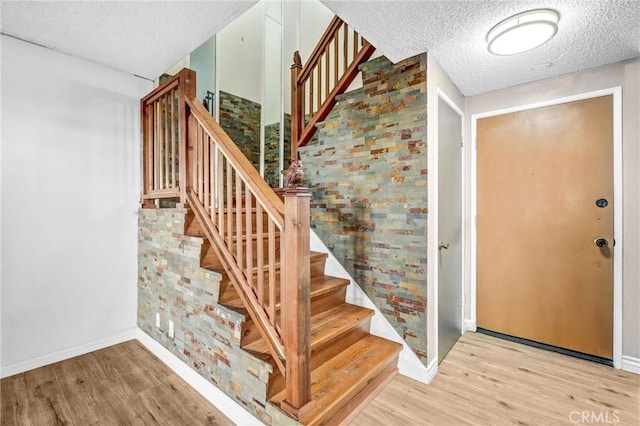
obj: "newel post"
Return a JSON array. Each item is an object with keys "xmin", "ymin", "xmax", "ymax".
[
  {"xmin": 290, "ymin": 52, "xmax": 303, "ymax": 160},
  {"xmin": 280, "ymin": 187, "xmax": 313, "ymax": 419},
  {"xmin": 178, "ymin": 68, "xmax": 196, "ymax": 206}
]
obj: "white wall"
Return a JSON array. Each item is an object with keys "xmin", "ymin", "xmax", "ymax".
[
  {"xmin": 157, "ymin": 55, "xmax": 190, "ymax": 86},
  {"xmin": 0, "ymin": 35, "xmax": 152, "ymax": 377},
  {"xmin": 426, "ymin": 53, "xmax": 465, "ymax": 366},
  {"xmin": 190, "ymin": 36, "xmax": 216, "ymax": 102},
  {"xmin": 464, "ymin": 58, "xmax": 640, "ymax": 360},
  {"xmin": 217, "ymin": 1, "xmax": 264, "ymax": 104}
]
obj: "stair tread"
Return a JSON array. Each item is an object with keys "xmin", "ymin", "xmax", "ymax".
[
  {"xmin": 270, "ymin": 335, "xmax": 402, "ymax": 425},
  {"xmin": 243, "ymin": 303, "xmax": 373, "ymax": 354},
  {"xmin": 222, "ymin": 274, "xmax": 348, "ymax": 310}
]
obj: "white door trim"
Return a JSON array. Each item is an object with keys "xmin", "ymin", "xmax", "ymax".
[
  {"xmin": 469, "ymin": 87, "xmax": 623, "ymax": 368},
  {"xmin": 434, "ymin": 87, "xmax": 465, "ymax": 363}
]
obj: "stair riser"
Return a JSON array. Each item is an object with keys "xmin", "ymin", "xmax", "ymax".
[
  {"xmin": 201, "ymin": 244, "xmax": 224, "ymax": 270},
  {"xmin": 228, "ymin": 253, "xmax": 327, "ymax": 292},
  {"xmin": 239, "ymin": 282, "xmax": 345, "ymax": 348},
  {"xmin": 267, "ymin": 319, "xmax": 372, "ymax": 399},
  {"xmin": 309, "ymin": 287, "xmax": 347, "ymax": 317}
]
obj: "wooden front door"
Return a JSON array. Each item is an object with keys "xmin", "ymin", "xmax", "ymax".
[{"xmin": 476, "ymin": 95, "xmax": 614, "ymax": 359}]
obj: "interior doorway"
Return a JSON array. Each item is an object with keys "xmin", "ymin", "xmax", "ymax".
[{"xmin": 437, "ymin": 91, "xmax": 464, "ymax": 363}]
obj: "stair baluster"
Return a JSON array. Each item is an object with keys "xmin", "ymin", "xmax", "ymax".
[{"xmin": 291, "ymin": 16, "xmax": 376, "ymax": 157}]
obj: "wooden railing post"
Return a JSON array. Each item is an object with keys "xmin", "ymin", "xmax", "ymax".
[
  {"xmin": 290, "ymin": 52, "xmax": 303, "ymax": 161},
  {"xmin": 178, "ymin": 68, "xmax": 196, "ymax": 206},
  {"xmin": 280, "ymin": 187, "xmax": 313, "ymax": 419}
]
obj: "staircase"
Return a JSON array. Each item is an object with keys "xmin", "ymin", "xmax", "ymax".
[
  {"xmin": 139, "ymin": 15, "xmax": 401, "ymax": 425},
  {"xmin": 185, "ymin": 206, "xmax": 401, "ymax": 425}
]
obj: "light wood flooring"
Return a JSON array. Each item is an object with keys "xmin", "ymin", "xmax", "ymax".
[
  {"xmin": 2, "ymin": 332, "xmax": 638, "ymax": 425},
  {"xmin": 1, "ymin": 340, "xmax": 232, "ymax": 426},
  {"xmin": 352, "ymin": 332, "xmax": 640, "ymax": 425}
]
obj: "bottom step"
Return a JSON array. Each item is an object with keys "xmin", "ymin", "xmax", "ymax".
[{"xmin": 270, "ymin": 335, "xmax": 401, "ymax": 426}]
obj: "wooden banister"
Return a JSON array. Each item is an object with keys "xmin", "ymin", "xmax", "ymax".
[
  {"xmin": 291, "ymin": 16, "xmax": 375, "ymax": 156},
  {"xmin": 141, "ymin": 69, "xmax": 313, "ymax": 419},
  {"xmin": 297, "ymin": 16, "xmax": 344, "ymax": 85}
]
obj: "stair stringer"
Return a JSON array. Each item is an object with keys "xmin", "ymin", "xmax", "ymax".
[{"xmin": 309, "ymin": 229, "xmax": 435, "ymax": 384}]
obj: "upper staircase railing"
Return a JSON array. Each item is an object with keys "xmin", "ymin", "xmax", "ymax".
[
  {"xmin": 290, "ymin": 16, "xmax": 375, "ymax": 156},
  {"xmin": 140, "ymin": 69, "xmax": 313, "ymax": 419}
]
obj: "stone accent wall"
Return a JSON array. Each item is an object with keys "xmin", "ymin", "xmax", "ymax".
[
  {"xmin": 299, "ymin": 54, "xmax": 428, "ymax": 363},
  {"xmin": 264, "ymin": 114, "xmax": 292, "ymax": 188},
  {"xmin": 137, "ymin": 208, "xmax": 274, "ymax": 422},
  {"xmin": 219, "ymin": 91, "xmax": 261, "ymax": 172}
]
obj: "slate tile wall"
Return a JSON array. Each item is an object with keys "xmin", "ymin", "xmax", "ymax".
[
  {"xmin": 219, "ymin": 91, "xmax": 261, "ymax": 172},
  {"xmin": 137, "ymin": 208, "xmax": 275, "ymax": 423},
  {"xmin": 264, "ymin": 114, "xmax": 292, "ymax": 188},
  {"xmin": 298, "ymin": 54, "xmax": 429, "ymax": 363}
]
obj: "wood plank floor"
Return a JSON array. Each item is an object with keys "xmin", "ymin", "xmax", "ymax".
[
  {"xmin": 2, "ymin": 333, "xmax": 638, "ymax": 425},
  {"xmin": 1, "ymin": 340, "xmax": 233, "ymax": 426},
  {"xmin": 351, "ymin": 332, "xmax": 640, "ymax": 426}
]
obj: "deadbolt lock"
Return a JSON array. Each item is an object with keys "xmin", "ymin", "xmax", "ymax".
[{"xmin": 594, "ymin": 238, "xmax": 609, "ymax": 248}]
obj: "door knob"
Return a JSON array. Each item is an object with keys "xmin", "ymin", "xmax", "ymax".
[
  {"xmin": 594, "ymin": 238, "xmax": 609, "ymax": 248},
  {"xmin": 439, "ymin": 242, "xmax": 450, "ymax": 250}
]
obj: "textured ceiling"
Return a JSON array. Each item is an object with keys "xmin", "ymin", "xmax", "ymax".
[
  {"xmin": 0, "ymin": 1, "xmax": 257, "ymax": 80},
  {"xmin": 1, "ymin": 0, "xmax": 637, "ymax": 94},
  {"xmin": 322, "ymin": 0, "xmax": 640, "ymax": 96}
]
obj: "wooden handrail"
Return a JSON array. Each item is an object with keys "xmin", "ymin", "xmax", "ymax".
[
  {"xmin": 296, "ymin": 41, "xmax": 375, "ymax": 149},
  {"xmin": 291, "ymin": 16, "xmax": 375, "ymax": 156},
  {"xmin": 142, "ymin": 73, "xmax": 181, "ymax": 105},
  {"xmin": 297, "ymin": 16, "xmax": 344, "ymax": 85},
  {"xmin": 185, "ymin": 97, "xmax": 285, "ymax": 227}
]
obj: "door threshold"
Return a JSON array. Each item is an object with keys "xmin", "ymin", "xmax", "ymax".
[{"xmin": 476, "ymin": 328, "xmax": 613, "ymax": 367}]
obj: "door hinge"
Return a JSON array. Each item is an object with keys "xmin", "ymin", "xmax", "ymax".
[
  {"xmin": 461, "ymin": 139, "xmax": 464, "ymax": 148},
  {"xmin": 475, "ymin": 137, "xmax": 478, "ymax": 149},
  {"xmin": 475, "ymin": 215, "xmax": 478, "ymax": 227}
]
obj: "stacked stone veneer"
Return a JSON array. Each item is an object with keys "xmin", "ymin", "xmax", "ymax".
[
  {"xmin": 264, "ymin": 114, "xmax": 292, "ymax": 187},
  {"xmin": 299, "ymin": 54, "xmax": 428, "ymax": 363},
  {"xmin": 138, "ymin": 208, "xmax": 279, "ymax": 423},
  {"xmin": 219, "ymin": 91, "xmax": 261, "ymax": 172}
]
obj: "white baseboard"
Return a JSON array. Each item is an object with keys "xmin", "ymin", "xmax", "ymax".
[
  {"xmin": 423, "ymin": 358, "xmax": 438, "ymax": 384},
  {"xmin": 398, "ymin": 352, "xmax": 432, "ymax": 384},
  {"xmin": 463, "ymin": 319, "xmax": 477, "ymax": 332},
  {"xmin": 136, "ymin": 329, "xmax": 263, "ymax": 425},
  {"xmin": 621, "ymin": 355, "xmax": 640, "ymax": 374},
  {"xmin": 0, "ymin": 328, "xmax": 137, "ymax": 379}
]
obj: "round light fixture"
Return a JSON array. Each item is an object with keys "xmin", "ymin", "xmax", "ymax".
[{"xmin": 487, "ymin": 9, "xmax": 559, "ymax": 55}]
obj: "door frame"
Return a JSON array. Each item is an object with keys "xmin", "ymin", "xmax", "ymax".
[
  {"xmin": 434, "ymin": 87, "xmax": 465, "ymax": 362},
  {"xmin": 468, "ymin": 87, "xmax": 623, "ymax": 368}
]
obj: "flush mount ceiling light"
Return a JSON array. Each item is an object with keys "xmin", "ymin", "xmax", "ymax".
[{"xmin": 487, "ymin": 9, "xmax": 559, "ymax": 55}]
